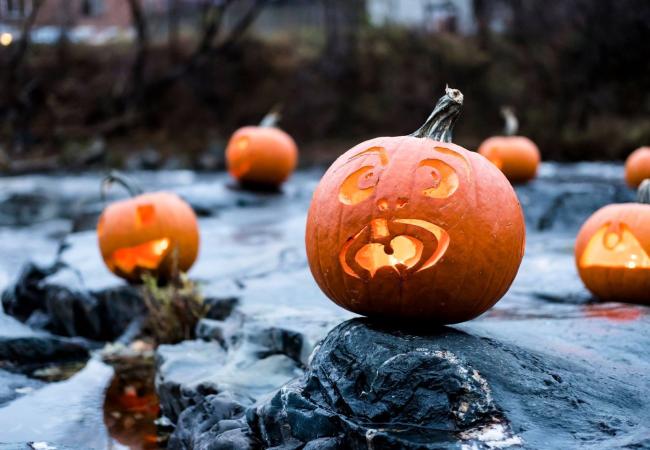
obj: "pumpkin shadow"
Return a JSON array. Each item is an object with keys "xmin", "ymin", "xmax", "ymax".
[
  {"xmin": 350, "ymin": 316, "xmax": 466, "ymax": 339},
  {"xmin": 226, "ymin": 180, "xmax": 283, "ymax": 194}
]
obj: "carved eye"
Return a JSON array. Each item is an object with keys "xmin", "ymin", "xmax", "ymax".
[
  {"xmin": 418, "ymin": 159, "xmax": 459, "ymax": 199},
  {"xmin": 338, "ymin": 146, "xmax": 388, "ymax": 205},
  {"xmin": 339, "ymin": 165, "xmax": 380, "ymax": 205}
]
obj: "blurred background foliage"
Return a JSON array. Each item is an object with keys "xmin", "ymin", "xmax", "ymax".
[{"xmin": 0, "ymin": 0, "xmax": 649, "ymax": 171}]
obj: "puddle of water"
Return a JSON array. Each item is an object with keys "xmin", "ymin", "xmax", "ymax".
[{"xmin": 103, "ymin": 356, "xmax": 166, "ymax": 450}]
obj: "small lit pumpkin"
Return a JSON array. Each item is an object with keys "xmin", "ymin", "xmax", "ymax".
[
  {"xmin": 478, "ymin": 107, "xmax": 540, "ymax": 183},
  {"xmin": 98, "ymin": 172, "xmax": 200, "ymax": 282},
  {"xmin": 624, "ymin": 146, "xmax": 650, "ymax": 189},
  {"xmin": 225, "ymin": 108, "xmax": 298, "ymax": 188},
  {"xmin": 575, "ymin": 179, "xmax": 650, "ymax": 303},
  {"xmin": 305, "ymin": 88, "xmax": 526, "ymax": 324}
]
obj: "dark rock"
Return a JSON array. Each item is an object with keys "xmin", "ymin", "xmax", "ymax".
[
  {"xmin": 204, "ymin": 297, "xmax": 239, "ymax": 321},
  {"xmin": 2, "ymin": 262, "xmax": 145, "ymax": 341},
  {"xmin": 247, "ymin": 318, "xmax": 650, "ymax": 449},
  {"xmin": 155, "ymin": 340, "xmax": 229, "ymax": 422},
  {"xmin": 0, "ymin": 335, "xmax": 89, "ymax": 366},
  {"xmin": 167, "ymin": 392, "xmax": 255, "ymax": 450}
]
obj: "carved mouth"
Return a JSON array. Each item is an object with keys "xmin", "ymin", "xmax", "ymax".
[
  {"xmin": 339, "ymin": 219, "xmax": 449, "ymax": 279},
  {"xmin": 581, "ymin": 223, "xmax": 650, "ymax": 269},
  {"xmin": 109, "ymin": 238, "xmax": 171, "ymax": 274}
]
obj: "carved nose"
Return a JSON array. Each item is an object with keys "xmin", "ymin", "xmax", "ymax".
[{"xmin": 376, "ymin": 197, "xmax": 409, "ymax": 212}]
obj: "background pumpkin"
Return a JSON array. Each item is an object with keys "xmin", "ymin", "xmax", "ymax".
[
  {"xmin": 575, "ymin": 180, "xmax": 650, "ymax": 303},
  {"xmin": 624, "ymin": 146, "xmax": 650, "ymax": 188},
  {"xmin": 225, "ymin": 108, "xmax": 298, "ymax": 188},
  {"xmin": 305, "ymin": 88, "xmax": 526, "ymax": 324},
  {"xmin": 478, "ymin": 107, "xmax": 541, "ymax": 183},
  {"xmin": 98, "ymin": 172, "xmax": 200, "ymax": 283}
]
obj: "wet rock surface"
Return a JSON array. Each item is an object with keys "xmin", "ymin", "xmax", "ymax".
[
  {"xmin": 0, "ymin": 165, "xmax": 648, "ymax": 449},
  {"xmin": 248, "ymin": 319, "xmax": 650, "ymax": 449},
  {"xmin": 2, "ymin": 262, "xmax": 145, "ymax": 341}
]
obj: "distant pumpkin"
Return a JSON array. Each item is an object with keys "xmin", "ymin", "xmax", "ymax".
[
  {"xmin": 624, "ymin": 146, "xmax": 650, "ymax": 189},
  {"xmin": 226, "ymin": 107, "xmax": 298, "ymax": 188},
  {"xmin": 575, "ymin": 180, "xmax": 650, "ymax": 303},
  {"xmin": 98, "ymin": 172, "xmax": 199, "ymax": 282},
  {"xmin": 305, "ymin": 88, "xmax": 526, "ymax": 324},
  {"xmin": 478, "ymin": 107, "xmax": 540, "ymax": 183}
]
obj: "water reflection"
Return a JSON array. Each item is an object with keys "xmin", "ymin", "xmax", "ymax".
[{"xmin": 103, "ymin": 357, "xmax": 163, "ymax": 450}]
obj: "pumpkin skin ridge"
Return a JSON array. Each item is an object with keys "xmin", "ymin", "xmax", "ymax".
[
  {"xmin": 306, "ymin": 135, "xmax": 525, "ymax": 323},
  {"xmin": 98, "ymin": 191, "xmax": 199, "ymax": 282},
  {"xmin": 575, "ymin": 203, "xmax": 650, "ymax": 303}
]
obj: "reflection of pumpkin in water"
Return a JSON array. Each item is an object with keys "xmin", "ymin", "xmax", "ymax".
[
  {"xmin": 575, "ymin": 181, "xmax": 650, "ymax": 303},
  {"xmin": 98, "ymin": 173, "xmax": 199, "ymax": 283},
  {"xmin": 103, "ymin": 362, "xmax": 161, "ymax": 450},
  {"xmin": 306, "ymin": 88, "xmax": 526, "ymax": 324}
]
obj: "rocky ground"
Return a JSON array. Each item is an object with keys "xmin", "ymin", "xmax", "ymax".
[{"xmin": 0, "ymin": 165, "xmax": 648, "ymax": 449}]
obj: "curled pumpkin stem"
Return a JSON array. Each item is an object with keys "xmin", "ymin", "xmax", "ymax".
[
  {"xmin": 410, "ymin": 86, "xmax": 463, "ymax": 143},
  {"xmin": 501, "ymin": 106, "xmax": 519, "ymax": 136},
  {"xmin": 637, "ymin": 179, "xmax": 650, "ymax": 204},
  {"xmin": 101, "ymin": 170, "xmax": 144, "ymax": 200},
  {"xmin": 259, "ymin": 103, "xmax": 283, "ymax": 128}
]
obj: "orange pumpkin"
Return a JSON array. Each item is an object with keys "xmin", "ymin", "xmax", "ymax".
[
  {"xmin": 225, "ymin": 109, "xmax": 298, "ymax": 188},
  {"xmin": 624, "ymin": 146, "xmax": 650, "ymax": 188},
  {"xmin": 575, "ymin": 180, "xmax": 650, "ymax": 303},
  {"xmin": 305, "ymin": 88, "xmax": 526, "ymax": 324},
  {"xmin": 98, "ymin": 173, "xmax": 200, "ymax": 282},
  {"xmin": 478, "ymin": 107, "xmax": 540, "ymax": 183}
]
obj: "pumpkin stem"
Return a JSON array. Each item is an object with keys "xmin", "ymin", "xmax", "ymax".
[
  {"xmin": 259, "ymin": 103, "xmax": 283, "ymax": 128},
  {"xmin": 101, "ymin": 170, "xmax": 144, "ymax": 200},
  {"xmin": 637, "ymin": 179, "xmax": 650, "ymax": 204},
  {"xmin": 501, "ymin": 106, "xmax": 519, "ymax": 136},
  {"xmin": 410, "ymin": 86, "xmax": 463, "ymax": 142}
]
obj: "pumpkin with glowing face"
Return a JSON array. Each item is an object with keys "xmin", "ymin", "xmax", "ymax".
[
  {"xmin": 624, "ymin": 146, "xmax": 650, "ymax": 189},
  {"xmin": 575, "ymin": 180, "xmax": 650, "ymax": 303},
  {"xmin": 305, "ymin": 88, "xmax": 526, "ymax": 324},
  {"xmin": 478, "ymin": 107, "xmax": 540, "ymax": 183},
  {"xmin": 226, "ymin": 109, "xmax": 298, "ymax": 188},
  {"xmin": 98, "ymin": 173, "xmax": 200, "ymax": 282}
]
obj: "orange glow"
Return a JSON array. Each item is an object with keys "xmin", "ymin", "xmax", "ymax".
[
  {"xmin": 339, "ymin": 219, "xmax": 450, "ymax": 278},
  {"xmin": 229, "ymin": 136, "xmax": 252, "ymax": 177},
  {"xmin": 111, "ymin": 238, "xmax": 170, "ymax": 273},
  {"xmin": 339, "ymin": 166, "xmax": 377, "ymax": 205},
  {"xmin": 418, "ymin": 159, "xmax": 459, "ymax": 199},
  {"xmin": 0, "ymin": 33, "xmax": 12, "ymax": 46},
  {"xmin": 581, "ymin": 223, "xmax": 650, "ymax": 269},
  {"xmin": 355, "ymin": 235, "xmax": 423, "ymax": 277},
  {"xmin": 394, "ymin": 219, "xmax": 450, "ymax": 271},
  {"xmin": 136, "ymin": 204, "xmax": 156, "ymax": 227}
]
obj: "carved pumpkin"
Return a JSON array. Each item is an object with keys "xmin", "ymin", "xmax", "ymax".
[
  {"xmin": 575, "ymin": 180, "xmax": 650, "ymax": 303},
  {"xmin": 98, "ymin": 173, "xmax": 200, "ymax": 282},
  {"xmin": 624, "ymin": 146, "xmax": 650, "ymax": 188},
  {"xmin": 226, "ymin": 108, "xmax": 298, "ymax": 188},
  {"xmin": 478, "ymin": 107, "xmax": 540, "ymax": 183},
  {"xmin": 305, "ymin": 88, "xmax": 526, "ymax": 324}
]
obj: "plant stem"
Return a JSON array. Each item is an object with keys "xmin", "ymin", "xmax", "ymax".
[
  {"xmin": 638, "ymin": 179, "xmax": 650, "ymax": 204},
  {"xmin": 410, "ymin": 86, "xmax": 463, "ymax": 143},
  {"xmin": 101, "ymin": 170, "xmax": 144, "ymax": 200}
]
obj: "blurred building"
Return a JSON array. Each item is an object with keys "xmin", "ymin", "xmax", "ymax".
[{"xmin": 368, "ymin": 0, "xmax": 476, "ymax": 34}]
